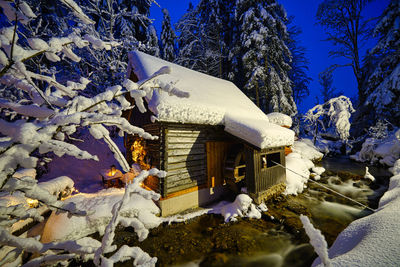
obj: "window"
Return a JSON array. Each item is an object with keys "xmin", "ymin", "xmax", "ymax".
[
  {"xmin": 267, "ymin": 152, "xmax": 281, "ymax": 168},
  {"xmin": 260, "ymin": 152, "xmax": 281, "ymax": 169}
]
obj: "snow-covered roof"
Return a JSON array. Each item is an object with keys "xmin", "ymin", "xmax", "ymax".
[
  {"xmin": 128, "ymin": 51, "xmax": 294, "ymax": 149},
  {"xmin": 266, "ymin": 112, "xmax": 293, "ymax": 127}
]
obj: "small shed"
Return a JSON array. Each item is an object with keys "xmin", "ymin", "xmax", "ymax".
[{"xmin": 124, "ymin": 51, "xmax": 294, "ymax": 216}]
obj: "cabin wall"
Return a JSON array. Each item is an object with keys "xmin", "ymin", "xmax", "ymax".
[
  {"xmin": 245, "ymin": 146, "xmax": 286, "ymax": 203},
  {"xmin": 163, "ymin": 123, "xmax": 234, "ymax": 197},
  {"xmin": 125, "ymin": 122, "xmax": 237, "ymax": 198}
]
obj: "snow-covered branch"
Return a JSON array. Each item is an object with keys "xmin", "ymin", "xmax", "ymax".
[
  {"xmin": 304, "ymin": 96, "xmax": 355, "ymax": 142},
  {"xmin": 300, "ymin": 215, "xmax": 331, "ymax": 267},
  {"xmin": 94, "ymin": 169, "xmax": 165, "ymax": 266},
  {"xmin": 0, "ymin": 1, "xmax": 169, "ymax": 266}
]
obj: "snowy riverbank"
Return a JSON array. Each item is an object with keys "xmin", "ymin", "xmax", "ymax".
[{"xmin": 313, "ymin": 130, "xmax": 400, "ymax": 266}]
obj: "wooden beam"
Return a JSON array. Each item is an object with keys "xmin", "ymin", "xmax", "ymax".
[{"xmin": 160, "ymin": 184, "xmax": 207, "ymax": 200}]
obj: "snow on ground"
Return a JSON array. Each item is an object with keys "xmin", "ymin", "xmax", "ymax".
[
  {"xmin": 39, "ymin": 130, "xmax": 123, "ymax": 193},
  {"xmin": 40, "ymin": 190, "xmax": 270, "ymax": 243},
  {"xmin": 128, "ymin": 51, "xmax": 294, "ymax": 149},
  {"xmin": 313, "ymin": 160, "xmax": 400, "ymax": 267},
  {"xmin": 163, "ymin": 194, "xmax": 268, "ymax": 224},
  {"xmin": 41, "ymin": 188, "xmax": 161, "ymax": 242},
  {"xmin": 313, "ymin": 130, "xmax": 400, "ymax": 267},
  {"xmin": 285, "ymin": 139, "xmax": 325, "ymax": 195},
  {"xmin": 291, "ymin": 139, "xmax": 323, "ymax": 161}
]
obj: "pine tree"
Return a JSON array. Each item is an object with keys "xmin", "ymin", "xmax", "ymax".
[
  {"xmin": 363, "ymin": 0, "xmax": 400, "ymax": 127},
  {"xmin": 161, "ymin": 8, "xmax": 176, "ymax": 62},
  {"xmin": 175, "ymin": 3, "xmax": 204, "ymax": 70},
  {"xmin": 176, "ymin": 0, "xmax": 298, "ymax": 116},
  {"xmin": 319, "ymin": 70, "xmax": 336, "ymax": 103},
  {"xmin": 232, "ymin": 0, "xmax": 297, "ymax": 116},
  {"xmin": 287, "ymin": 20, "xmax": 311, "ymax": 105},
  {"xmin": 176, "ymin": 0, "xmax": 234, "ymax": 78},
  {"xmin": 146, "ymin": 24, "xmax": 160, "ymax": 57}
]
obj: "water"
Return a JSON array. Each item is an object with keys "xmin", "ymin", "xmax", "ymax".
[
  {"xmin": 112, "ymin": 156, "xmax": 390, "ymax": 267},
  {"xmin": 322, "ymin": 155, "xmax": 392, "ymax": 178}
]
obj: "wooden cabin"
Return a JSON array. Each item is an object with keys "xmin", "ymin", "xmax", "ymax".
[{"xmin": 124, "ymin": 51, "xmax": 295, "ymax": 216}]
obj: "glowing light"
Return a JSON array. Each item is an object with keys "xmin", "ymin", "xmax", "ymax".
[
  {"xmin": 26, "ymin": 198, "xmax": 38, "ymax": 208},
  {"xmin": 108, "ymin": 170, "xmax": 117, "ymax": 176},
  {"xmin": 131, "ymin": 138, "xmax": 150, "ymax": 169}
]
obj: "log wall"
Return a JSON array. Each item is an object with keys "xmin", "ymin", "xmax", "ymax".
[{"xmin": 163, "ymin": 123, "xmax": 232, "ymax": 197}]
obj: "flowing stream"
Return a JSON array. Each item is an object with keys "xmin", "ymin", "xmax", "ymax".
[{"xmin": 109, "ymin": 157, "xmax": 391, "ymax": 267}]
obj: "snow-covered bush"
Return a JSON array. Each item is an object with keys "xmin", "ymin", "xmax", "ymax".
[
  {"xmin": 304, "ymin": 96, "xmax": 355, "ymax": 146},
  {"xmin": 0, "ymin": 1, "xmax": 186, "ymax": 266}
]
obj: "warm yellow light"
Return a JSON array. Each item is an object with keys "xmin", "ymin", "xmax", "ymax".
[
  {"xmin": 26, "ymin": 198, "xmax": 38, "ymax": 208},
  {"xmin": 108, "ymin": 170, "xmax": 117, "ymax": 176}
]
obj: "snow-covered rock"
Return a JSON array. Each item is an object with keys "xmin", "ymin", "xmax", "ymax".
[
  {"xmin": 364, "ymin": 167, "xmax": 375, "ymax": 181},
  {"xmin": 209, "ymin": 194, "xmax": 266, "ymax": 222},
  {"xmin": 350, "ymin": 129, "xmax": 400, "ymax": 167}
]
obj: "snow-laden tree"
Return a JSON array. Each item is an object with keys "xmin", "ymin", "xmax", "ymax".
[
  {"xmin": 73, "ymin": 0, "xmax": 160, "ymax": 95},
  {"xmin": 0, "ymin": 1, "xmax": 186, "ymax": 265},
  {"xmin": 232, "ymin": 0, "xmax": 297, "ymax": 116},
  {"xmin": 175, "ymin": 3, "xmax": 204, "ymax": 71},
  {"xmin": 362, "ymin": 0, "xmax": 400, "ymax": 127},
  {"xmin": 304, "ymin": 96, "xmax": 355, "ymax": 144},
  {"xmin": 175, "ymin": 0, "xmax": 234, "ymax": 78},
  {"xmin": 160, "ymin": 8, "xmax": 176, "ymax": 62}
]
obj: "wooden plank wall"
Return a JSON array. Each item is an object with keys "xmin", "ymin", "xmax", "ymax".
[
  {"xmin": 127, "ymin": 122, "xmax": 239, "ymax": 197},
  {"xmin": 163, "ymin": 123, "xmax": 230, "ymax": 195},
  {"xmin": 246, "ymin": 146, "xmax": 286, "ymax": 194}
]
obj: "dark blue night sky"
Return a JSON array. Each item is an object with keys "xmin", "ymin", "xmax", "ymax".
[{"xmin": 150, "ymin": 0, "xmax": 390, "ymax": 113}]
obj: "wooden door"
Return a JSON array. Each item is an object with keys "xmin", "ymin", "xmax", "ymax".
[{"xmin": 206, "ymin": 142, "xmax": 231, "ymax": 187}]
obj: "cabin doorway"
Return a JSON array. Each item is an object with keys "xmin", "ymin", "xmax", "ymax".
[
  {"xmin": 206, "ymin": 142, "xmax": 246, "ymax": 194},
  {"xmin": 206, "ymin": 142, "xmax": 231, "ymax": 188}
]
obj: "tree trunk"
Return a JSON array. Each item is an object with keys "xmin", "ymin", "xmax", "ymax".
[{"xmin": 255, "ymin": 83, "xmax": 260, "ymax": 107}]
